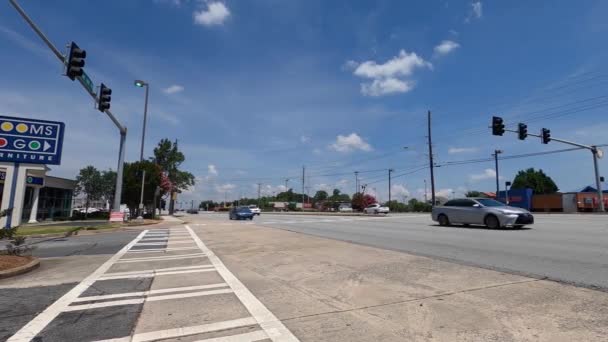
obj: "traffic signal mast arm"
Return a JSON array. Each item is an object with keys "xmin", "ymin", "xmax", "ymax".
[
  {"xmin": 503, "ymin": 128, "xmax": 594, "ymax": 150},
  {"xmin": 8, "ymin": 0, "xmax": 125, "ymax": 134}
]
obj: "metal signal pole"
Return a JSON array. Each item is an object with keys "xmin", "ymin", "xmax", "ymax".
[
  {"xmin": 427, "ymin": 110, "xmax": 436, "ymax": 205},
  {"xmin": 388, "ymin": 169, "xmax": 393, "ymax": 202}
]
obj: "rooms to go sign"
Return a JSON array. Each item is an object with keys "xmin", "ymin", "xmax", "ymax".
[{"xmin": 0, "ymin": 115, "xmax": 65, "ymax": 165}]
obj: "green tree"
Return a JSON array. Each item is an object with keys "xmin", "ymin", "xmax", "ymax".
[
  {"xmin": 511, "ymin": 168, "xmax": 558, "ymax": 194},
  {"xmin": 121, "ymin": 161, "xmax": 162, "ymax": 216},
  {"xmin": 352, "ymin": 193, "xmax": 376, "ymax": 210},
  {"xmin": 75, "ymin": 166, "xmax": 103, "ymax": 217},
  {"xmin": 100, "ymin": 169, "xmax": 116, "ymax": 208},
  {"xmin": 465, "ymin": 191, "xmax": 487, "ymax": 198},
  {"xmin": 386, "ymin": 200, "xmax": 408, "ymax": 212},
  {"xmin": 313, "ymin": 190, "xmax": 328, "ymax": 203},
  {"xmin": 408, "ymin": 198, "xmax": 432, "ymax": 212},
  {"xmin": 152, "ymin": 139, "xmax": 195, "ymax": 214}
]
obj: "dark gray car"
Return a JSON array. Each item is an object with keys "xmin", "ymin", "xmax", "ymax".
[{"xmin": 431, "ymin": 198, "xmax": 534, "ymax": 229}]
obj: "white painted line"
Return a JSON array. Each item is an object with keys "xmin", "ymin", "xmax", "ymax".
[
  {"xmin": 73, "ymin": 283, "xmax": 228, "ymax": 302},
  {"xmin": 7, "ymin": 230, "xmax": 149, "ymax": 342},
  {"xmin": 120, "ymin": 252, "xmax": 205, "ymax": 261},
  {"xmin": 134, "ymin": 241, "xmax": 195, "ymax": 246},
  {"xmin": 99, "ymin": 265, "xmax": 214, "ymax": 278},
  {"xmin": 193, "ymin": 330, "xmax": 268, "ymax": 342},
  {"xmin": 116, "ymin": 253, "xmax": 206, "ymax": 263},
  {"xmin": 63, "ymin": 288, "xmax": 233, "ymax": 312},
  {"xmin": 93, "ymin": 337, "xmax": 131, "ymax": 342},
  {"xmin": 99, "ymin": 268, "xmax": 217, "ymax": 280},
  {"xmin": 130, "ymin": 317, "xmax": 258, "ymax": 342},
  {"xmin": 186, "ymin": 225, "xmax": 299, "ymax": 342},
  {"xmin": 127, "ymin": 247, "xmax": 200, "ymax": 253}
]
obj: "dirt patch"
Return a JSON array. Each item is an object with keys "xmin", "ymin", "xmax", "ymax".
[{"xmin": 0, "ymin": 255, "xmax": 34, "ymax": 271}]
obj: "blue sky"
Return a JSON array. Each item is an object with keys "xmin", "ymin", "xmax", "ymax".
[{"xmin": 1, "ymin": 0, "xmax": 608, "ymax": 202}]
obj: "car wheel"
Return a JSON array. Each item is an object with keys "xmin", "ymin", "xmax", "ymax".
[
  {"xmin": 438, "ymin": 214, "xmax": 450, "ymax": 226},
  {"xmin": 484, "ymin": 215, "xmax": 500, "ymax": 229},
  {"xmin": 374, "ymin": 210, "xmax": 379, "ymax": 214},
  {"xmin": 249, "ymin": 217, "xmax": 253, "ymax": 220}
]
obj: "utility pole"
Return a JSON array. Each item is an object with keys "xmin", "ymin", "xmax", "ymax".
[
  {"xmin": 355, "ymin": 171, "xmax": 359, "ymax": 195},
  {"xmin": 388, "ymin": 169, "xmax": 394, "ymax": 203},
  {"xmin": 302, "ymin": 166, "xmax": 305, "ymax": 208},
  {"xmin": 427, "ymin": 110, "xmax": 436, "ymax": 206},
  {"xmin": 134, "ymin": 79, "xmax": 149, "ymax": 221},
  {"xmin": 424, "ymin": 179, "xmax": 428, "ymax": 203},
  {"xmin": 257, "ymin": 183, "xmax": 262, "ymax": 207},
  {"xmin": 493, "ymin": 149, "xmax": 503, "ymax": 199}
]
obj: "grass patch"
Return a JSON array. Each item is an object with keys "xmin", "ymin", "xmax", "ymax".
[{"xmin": 16, "ymin": 224, "xmax": 121, "ymax": 236}]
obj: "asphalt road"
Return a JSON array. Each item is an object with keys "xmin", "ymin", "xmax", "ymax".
[{"xmin": 194, "ymin": 212, "xmax": 608, "ymax": 290}]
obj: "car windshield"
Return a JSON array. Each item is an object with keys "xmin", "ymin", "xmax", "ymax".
[
  {"xmin": 476, "ymin": 199, "xmax": 507, "ymax": 207},
  {"xmin": 237, "ymin": 207, "xmax": 251, "ymax": 212}
]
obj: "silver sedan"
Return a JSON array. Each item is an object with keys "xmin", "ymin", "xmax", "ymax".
[{"xmin": 431, "ymin": 198, "xmax": 534, "ymax": 229}]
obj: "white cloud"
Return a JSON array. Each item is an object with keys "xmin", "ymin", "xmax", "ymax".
[
  {"xmin": 329, "ymin": 133, "xmax": 372, "ymax": 152},
  {"xmin": 466, "ymin": 1, "xmax": 483, "ymax": 22},
  {"xmin": 436, "ymin": 188, "xmax": 455, "ymax": 198},
  {"xmin": 194, "ymin": 2, "xmax": 230, "ymax": 26},
  {"xmin": 448, "ymin": 147, "xmax": 478, "ymax": 154},
  {"xmin": 361, "ymin": 78, "xmax": 414, "ymax": 97},
  {"xmin": 349, "ymin": 50, "xmax": 431, "ymax": 96},
  {"xmin": 208, "ymin": 164, "xmax": 218, "ymax": 176},
  {"xmin": 391, "ymin": 184, "xmax": 410, "ymax": 198},
  {"xmin": 354, "ymin": 50, "xmax": 431, "ymax": 79},
  {"xmin": 300, "ymin": 135, "xmax": 310, "ymax": 143},
  {"xmin": 343, "ymin": 60, "xmax": 359, "ymax": 70},
  {"xmin": 215, "ymin": 183, "xmax": 236, "ymax": 193},
  {"xmin": 434, "ymin": 40, "xmax": 460, "ymax": 56},
  {"xmin": 163, "ymin": 84, "xmax": 185, "ymax": 94},
  {"xmin": 472, "ymin": 1, "xmax": 483, "ymax": 18},
  {"xmin": 470, "ymin": 168, "xmax": 502, "ymax": 182}
]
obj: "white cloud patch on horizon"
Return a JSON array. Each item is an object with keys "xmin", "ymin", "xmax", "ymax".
[
  {"xmin": 470, "ymin": 168, "xmax": 502, "ymax": 182},
  {"xmin": 349, "ymin": 50, "xmax": 432, "ymax": 96},
  {"xmin": 194, "ymin": 2, "xmax": 231, "ymax": 26},
  {"xmin": 329, "ymin": 133, "xmax": 373, "ymax": 152},
  {"xmin": 163, "ymin": 84, "xmax": 185, "ymax": 94},
  {"xmin": 215, "ymin": 183, "xmax": 236, "ymax": 193},
  {"xmin": 300, "ymin": 135, "xmax": 310, "ymax": 143},
  {"xmin": 448, "ymin": 147, "xmax": 478, "ymax": 154},
  {"xmin": 208, "ymin": 164, "xmax": 218, "ymax": 176},
  {"xmin": 434, "ymin": 40, "xmax": 460, "ymax": 56},
  {"xmin": 391, "ymin": 184, "xmax": 410, "ymax": 198}
]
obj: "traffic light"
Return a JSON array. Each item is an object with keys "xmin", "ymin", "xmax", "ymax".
[
  {"xmin": 492, "ymin": 116, "xmax": 505, "ymax": 136},
  {"xmin": 98, "ymin": 83, "xmax": 112, "ymax": 112},
  {"xmin": 66, "ymin": 42, "xmax": 86, "ymax": 80},
  {"xmin": 541, "ymin": 128, "xmax": 551, "ymax": 144},
  {"xmin": 517, "ymin": 123, "xmax": 528, "ymax": 140}
]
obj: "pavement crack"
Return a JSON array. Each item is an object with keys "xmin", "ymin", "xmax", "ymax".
[{"xmin": 280, "ymin": 278, "xmax": 545, "ymax": 322}]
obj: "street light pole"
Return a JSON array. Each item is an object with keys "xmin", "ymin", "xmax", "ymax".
[
  {"xmin": 493, "ymin": 149, "xmax": 503, "ymax": 199},
  {"xmin": 134, "ymin": 80, "xmax": 149, "ymax": 221}
]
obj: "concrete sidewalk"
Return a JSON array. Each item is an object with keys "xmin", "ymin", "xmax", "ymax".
[{"xmin": 191, "ymin": 219, "xmax": 608, "ymax": 341}]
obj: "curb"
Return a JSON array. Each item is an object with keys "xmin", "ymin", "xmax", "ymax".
[{"xmin": 0, "ymin": 257, "xmax": 40, "ymax": 279}]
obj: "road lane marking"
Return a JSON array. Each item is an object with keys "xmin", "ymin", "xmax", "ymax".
[
  {"xmin": 118, "ymin": 252, "xmax": 206, "ymax": 262},
  {"xmin": 116, "ymin": 254, "xmax": 207, "ymax": 263},
  {"xmin": 7, "ymin": 230, "xmax": 149, "ymax": 342},
  {"xmin": 64, "ymin": 288, "xmax": 234, "ymax": 312},
  {"xmin": 121, "ymin": 317, "xmax": 258, "ymax": 342},
  {"xmin": 98, "ymin": 268, "xmax": 216, "ymax": 280},
  {"xmin": 194, "ymin": 330, "xmax": 268, "ymax": 342},
  {"xmin": 100, "ymin": 264, "xmax": 214, "ymax": 277},
  {"xmin": 73, "ymin": 283, "xmax": 229, "ymax": 302},
  {"xmin": 134, "ymin": 240, "xmax": 195, "ymax": 246},
  {"xmin": 127, "ymin": 247, "xmax": 200, "ymax": 253},
  {"xmin": 186, "ymin": 225, "xmax": 300, "ymax": 342}
]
